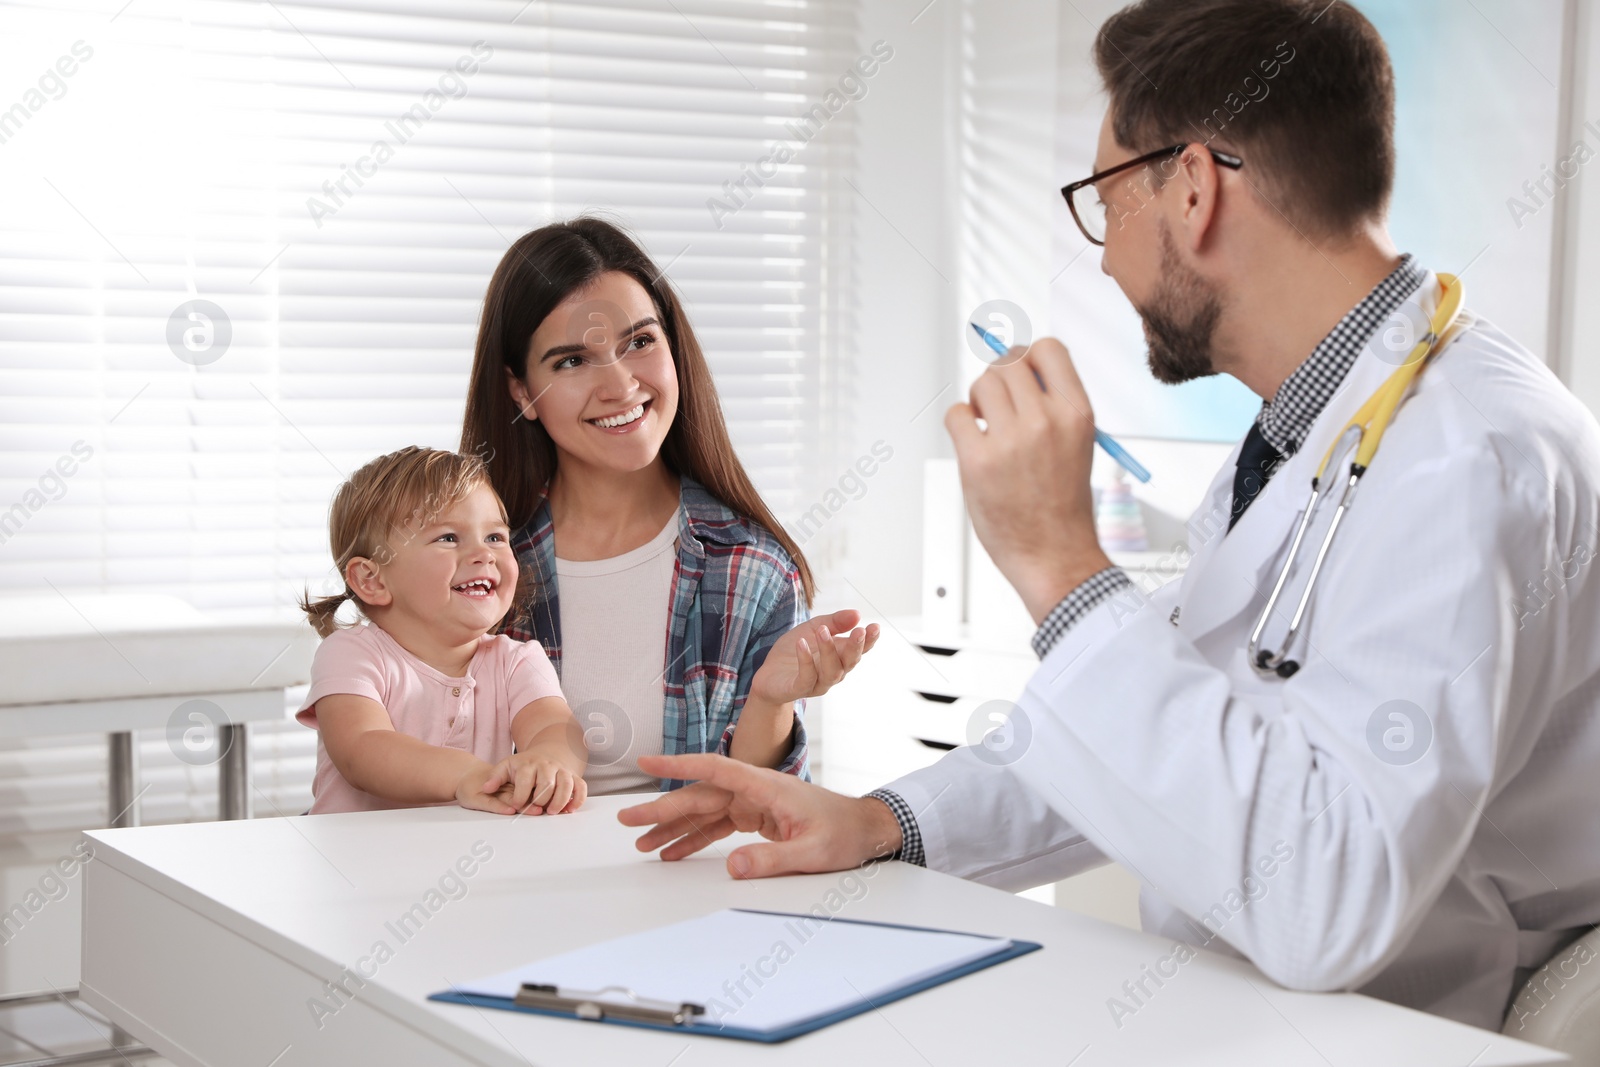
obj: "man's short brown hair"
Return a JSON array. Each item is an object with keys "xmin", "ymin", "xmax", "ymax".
[{"xmin": 1095, "ymin": 0, "xmax": 1395, "ymax": 240}]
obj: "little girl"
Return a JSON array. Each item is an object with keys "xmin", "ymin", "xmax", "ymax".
[{"xmin": 297, "ymin": 446, "xmax": 587, "ymax": 816}]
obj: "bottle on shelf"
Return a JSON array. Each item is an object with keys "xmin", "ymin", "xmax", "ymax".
[{"xmin": 1095, "ymin": 466, "xmax": 1148, "ymax": 553}]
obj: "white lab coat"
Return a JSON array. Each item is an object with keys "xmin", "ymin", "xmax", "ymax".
[{"xmin": 884, "ymin": 273, "xmax": 1600, "ymax": 1031}]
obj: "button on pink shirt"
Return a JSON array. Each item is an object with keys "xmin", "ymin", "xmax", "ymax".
[{"xmin": 295, "ymin": 622, "xmax": 563, "ymax": 815}]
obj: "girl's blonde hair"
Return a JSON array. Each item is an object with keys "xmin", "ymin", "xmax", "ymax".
[{"xmin": 299, "ymin": 446, "xmax": 518, "ymax": 638}]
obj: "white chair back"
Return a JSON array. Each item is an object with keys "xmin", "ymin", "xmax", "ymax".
[{"xmin": 1503, "ymin": 927, "xmax": 1600, "ymax": 1063}]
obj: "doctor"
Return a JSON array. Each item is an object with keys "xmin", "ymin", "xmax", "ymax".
[{"xmin": 619, "ymin": 0, "xmax": 1600, "ymax": 1031}]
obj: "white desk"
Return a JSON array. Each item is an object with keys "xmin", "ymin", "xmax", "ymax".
[
  {"xmin": 0, "ymin": 594, "xmax": 316, "ymax": 825},
  {"xmin": 80, "ymin": 798, "xmax": 1560, "ymax": 1067}
]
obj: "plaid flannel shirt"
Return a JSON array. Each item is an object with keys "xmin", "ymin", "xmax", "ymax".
[{"xmin": 498, "ymin": 475, "xmax": 810, "ymax": 790}]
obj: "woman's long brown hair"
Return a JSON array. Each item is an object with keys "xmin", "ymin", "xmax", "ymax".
[{"xmin": 460, "ymin": 216, "xmax": 814, "ymax": 606}]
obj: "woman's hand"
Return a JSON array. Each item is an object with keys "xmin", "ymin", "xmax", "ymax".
[
  {"xmin": 749, "ymin": 608, "xmax": 881, "ymax": 705},
  {"xmin": 483, "ymin": 754, "xmax": 587, "ymax": 815}
]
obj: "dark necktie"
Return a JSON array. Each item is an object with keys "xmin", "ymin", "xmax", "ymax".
[{"xmin": 1230, "ymin": 422, "xmax": 1284, "ymax": 532}]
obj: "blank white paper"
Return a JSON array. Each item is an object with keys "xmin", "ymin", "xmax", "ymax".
[{"xmin": 450, "ymin": 908, "xmax": 1015, "ymax": 1033}]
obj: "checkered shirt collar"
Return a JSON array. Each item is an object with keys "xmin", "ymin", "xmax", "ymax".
[{"xmin": 1256, "ymin": 254, "xmax": 1427, "ymax": 457}]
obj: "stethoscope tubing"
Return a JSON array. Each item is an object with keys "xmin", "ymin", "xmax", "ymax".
[{"xmin": 1246, "ymin": 274, "xmax": 1464, "ymax": 679}]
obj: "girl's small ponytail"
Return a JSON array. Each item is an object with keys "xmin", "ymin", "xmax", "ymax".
[{"xmin": 298, "ymin": 588, "xmax": 352, "ymax": 639}]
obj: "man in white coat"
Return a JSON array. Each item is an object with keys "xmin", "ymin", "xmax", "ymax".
[{"xmin": 619, "ymin": 0, "xmax": 1600, "ymax": 1032}]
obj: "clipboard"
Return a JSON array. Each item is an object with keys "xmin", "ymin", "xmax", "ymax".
[{"xmin": 429, "ymin": 908, "xmax": 1042, "ymax": 1043}]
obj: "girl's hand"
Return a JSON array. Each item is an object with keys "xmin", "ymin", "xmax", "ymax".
[
  {"xmin": 484, "ymin": 755, "xmax": 588, "ymax": 815},
  {"xmin": 749, "ymin": 609, "xmax": 881, "ymax": 706},
  {"xmin": 455, "ymin": 763, "xmax": 519, "ymax": 816}
]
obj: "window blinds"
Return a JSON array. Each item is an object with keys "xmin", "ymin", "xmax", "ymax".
[{"xmin": 0, "ymin": 0, "xmax": 859, "ymax": 831}]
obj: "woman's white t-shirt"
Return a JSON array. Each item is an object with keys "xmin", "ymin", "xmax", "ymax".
[{"xmin": 554, "ymin": 509, "xmax": 679, "ymax": 795}]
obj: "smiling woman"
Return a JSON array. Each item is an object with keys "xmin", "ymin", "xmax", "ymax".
[{"xmin": 461, "ymin": 217, "xmax": 880, "ymax": 795}]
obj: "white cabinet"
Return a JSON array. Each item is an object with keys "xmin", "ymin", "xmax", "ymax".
[{"xmin": 819, "ymin": 617, "xmax": 1035, "ymax": 799}]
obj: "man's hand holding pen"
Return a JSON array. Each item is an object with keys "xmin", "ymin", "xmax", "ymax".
[{"xmin": 944, "ymin": 337, "xmax": 1114, "ymax": 626}]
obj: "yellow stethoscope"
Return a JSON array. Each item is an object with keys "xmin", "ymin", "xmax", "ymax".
[{"xmin": 1247, "ymin": 273, "xmax": 1465, "ymax": 679}]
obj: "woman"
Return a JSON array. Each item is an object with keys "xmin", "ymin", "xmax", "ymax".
[{"xmin": 461, "ymin": 217, "xmax": 876, "ymax": 794}]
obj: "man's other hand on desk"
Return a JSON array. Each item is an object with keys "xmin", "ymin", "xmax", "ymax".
[{"xmin": 618, "ymin": 753, "xmax": 903, "ymax": 878}]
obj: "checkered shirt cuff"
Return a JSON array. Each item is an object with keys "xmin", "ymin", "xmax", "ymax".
[
  {"xmin": 1030, "ymin": 566, "xmax": 1135, "ymax": 659},
  {"xmin": 864, "ymin": 788, "xmax": 925, "ymax": 867}
]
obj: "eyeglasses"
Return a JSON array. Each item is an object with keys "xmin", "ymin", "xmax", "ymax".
[{"xmin": 1061, "ymin": 144, "xmax": 1244, "ymax": 246}]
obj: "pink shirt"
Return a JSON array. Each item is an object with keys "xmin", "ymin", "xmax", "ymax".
[{"xmin": 295, "ymin": 622, "xmax": 563, "ymax": 815}]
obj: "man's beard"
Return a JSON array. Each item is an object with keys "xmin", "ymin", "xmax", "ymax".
[{"xmin": 1137, "ymin": 223, "xmax": 1224, "ymax": 385}]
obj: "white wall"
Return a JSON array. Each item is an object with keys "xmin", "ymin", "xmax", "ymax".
[
  {"xmin": 811, "ymin": 0, "xmax": 963, "ymax": 618},
  {"xmin": 824, "ymin": 0, "xmax": 1071, "ymax": 625},
  {"xmin": 1553, "ymin": 0, "xmax": 1600, "ymax": 416}
]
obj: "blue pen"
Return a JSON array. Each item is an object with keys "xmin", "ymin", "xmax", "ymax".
[{"xmin": 969, "ymin": 322, "xmax": 1152, "ymax": 483}]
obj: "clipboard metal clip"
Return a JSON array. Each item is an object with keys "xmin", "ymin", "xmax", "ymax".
[{"xmin": 515, "ymin": 983, "xmax": 707, "ymax": 1027}]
